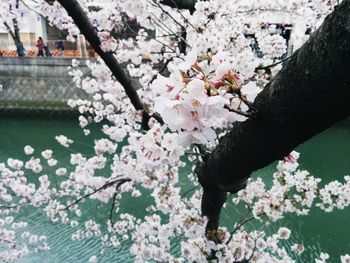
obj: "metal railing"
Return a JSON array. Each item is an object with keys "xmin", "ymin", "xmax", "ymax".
[{"xmin": 0, "ymin": 39, "xmax": 96, "ymax": 58}]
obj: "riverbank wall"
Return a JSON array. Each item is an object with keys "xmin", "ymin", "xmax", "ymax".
[{"xmin": 0, "ymin": 57, "xmax": 90, "ymax": 117}]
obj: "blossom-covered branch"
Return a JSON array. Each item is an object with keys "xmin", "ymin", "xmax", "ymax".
[
  {"xmin": 56, "ymin": 0, "xmax": 144, "ymax": 111},
  {"xmin": 197, "ymin": 0, "xmax": 350, "ymax": 234}
]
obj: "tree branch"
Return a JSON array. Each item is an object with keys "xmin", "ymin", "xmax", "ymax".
[
  {"xmin": 160, "ymin": 0, "xmax": 198, "ymax": 14},
  {"xmin": 3, "ymin": 22, "xmax": 16, "ymax": 43},
  {"xmin": 149, "ymin": 57, "xmax": 173, "ymax": 84},
  {"xmin": 57, "ymin": 0, "xmax": 144, "ymax": 111},
  {"xmin": 57, "ymin": 0, "xmax": 167, "ymax": 129},
  {"xmin": 63, "ymin": 178, "xmax": 131, "ymax": 210},
  {"xmin": 255, "ymin": 56, "xmax": 292, "ymax": 71},
  {"xmin": 196, "ymin": 0, "xmax": 350, "ymax": 233},
  {"xmin": 109, "ymin": 179, "xmax": 130, "ymax": 224}
]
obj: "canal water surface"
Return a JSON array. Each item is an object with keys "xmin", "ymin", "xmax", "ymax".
[{"xmin": 0, "ymin": 117, "xmax": 349, "ymax": 262}]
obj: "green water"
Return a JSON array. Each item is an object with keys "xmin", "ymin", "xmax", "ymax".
[{"xmin": 0, "ymin": 117, "xmax": 349, "ymax": 262}]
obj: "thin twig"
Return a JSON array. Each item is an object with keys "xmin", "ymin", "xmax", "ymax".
[
  {"xmin": 238, "ymin": 93, "xmax": 255, "ymax": 110},
  {"xmin": 63, "ymin": 178, "xmax": 131, "ymax": 210},
  {"xmin": 226, "ymin": 206, "xmax": 253, "ymax": 245},
  {"xmin": 226, "ymin": 215, "xmax": 255, "ymax": 245},
  {"xmin": 124, "ymin": 20, "xmax": 178, "ymax": 54},
  {"xmin": 194, "ymin": 144, "xmax": 208, "ymax": 160},
  {"xmin": 182, "ymin": 185, "xmax": 200, "ymax": 197},
  {"xmin": 225, "ymin": 106, "xmax": 252, "ymax": 118},
  {"xmin": 150, "ymin": 13, "xmax": 191, "ymax": 49},
  {"xmin": 149, "ymin": 57, "xmax": 173, "ymax": 84},
  {"xmin": 169, "ymin": 0, "xmax": 197, "ymax": 30},
  {"xmin": 109, "ymin": 179, "xmax": 129, "ymax": 224},
  {"xmin": 255, "ymin": 56, "xmax": 292, "ymax": 71},
  {"xmin": 151, "ymin": 0, "xmax": 185, "ymax": 29},
  {"xmin": 109, "ymin": 190, "xmax": 118, "ymax": 224},
  {"xmin": 246, "ymin": 236, "xmax": 259, "ymax": 262}
]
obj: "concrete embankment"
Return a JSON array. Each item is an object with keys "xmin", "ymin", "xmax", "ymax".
[{"xmin": 0, "ymin": 57, "xmax": 90, "ymax": 117}]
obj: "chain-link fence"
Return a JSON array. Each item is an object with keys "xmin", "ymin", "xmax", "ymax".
[{"xmin": 0, "ymin": 57, "xmax": 92, "ymax": 116}]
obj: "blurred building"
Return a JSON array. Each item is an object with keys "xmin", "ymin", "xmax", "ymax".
[
  {"xmin": 0, "ymin": 6, "xmax": 47, "ymax": 51},
  {"xmin": 0, "ymin": 2, "xmax": 92, "ymax": 57}
]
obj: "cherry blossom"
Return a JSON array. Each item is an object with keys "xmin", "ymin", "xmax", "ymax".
[{"xmin": 0, "ymin": 0, "xmax": 347, "ymax": 262}]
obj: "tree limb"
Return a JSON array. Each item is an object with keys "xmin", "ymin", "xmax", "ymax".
[
  {"xmin": 57, "ymin": 0, "xmax": 144, "ymax": 111},
  {"xmin": 160, "ymin": 0, "xmax": 197, "ymax": 14},
  {"xmin": 63, "ymin": 178, "xmax": 131, "ymax": 210},
  {"xmin": 197, "ymin": 0, "xmax": 350, "ymax": 232},
  {"xmin": 3, "ymin": 22, "xmax": 16, "ymax": 43},
  {"xmin": 255, "ymin": 56, "xmax": 292, "ymax": 71}
]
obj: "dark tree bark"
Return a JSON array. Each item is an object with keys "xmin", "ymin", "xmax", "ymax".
[
  {"xmin": 57, "ymin": 0, "xmax": 144, "ymax": 111},
  {"xmin": 197, "ymin": 0, "xmax": 350, "ymax": 231},
  {"xmin": 178, "ymin": 26, "xmax": 188, "ymax": 54},
  {"xmin": 160, "ymin": 0, "xmax": 197, "ymax": 14},
  {"xmin": 6, "ymin": 0, "xmax": 25, "ymax": 56},
  {"xmin": 57, "ymin": 0, "xmax": 166, "ymax": 129},
  {"xmin": 57, "ymin": 0, "xmax": 350, "ymax": 234}
]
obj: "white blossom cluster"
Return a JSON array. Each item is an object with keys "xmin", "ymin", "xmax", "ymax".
[
  {"xmin": 0, "ymin": 0, "xmax": 348, "ymax": 262},
  {"xmin": 0, "ymin": 155, "xmax": 50, "ymax": 262}
]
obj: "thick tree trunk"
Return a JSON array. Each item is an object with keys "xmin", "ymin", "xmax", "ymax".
[{"xmin": 197, "ymin": 0, "xmax": 350, "ymax": 230}]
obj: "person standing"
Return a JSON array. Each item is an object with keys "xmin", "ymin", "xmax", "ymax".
[
  {"xmin": 36, "ymin": 37, "xmax": 44, "ymax": 57},
  {"xmin": 55, "ymin": 40, "xmax": 65, "ymax": 56}
]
